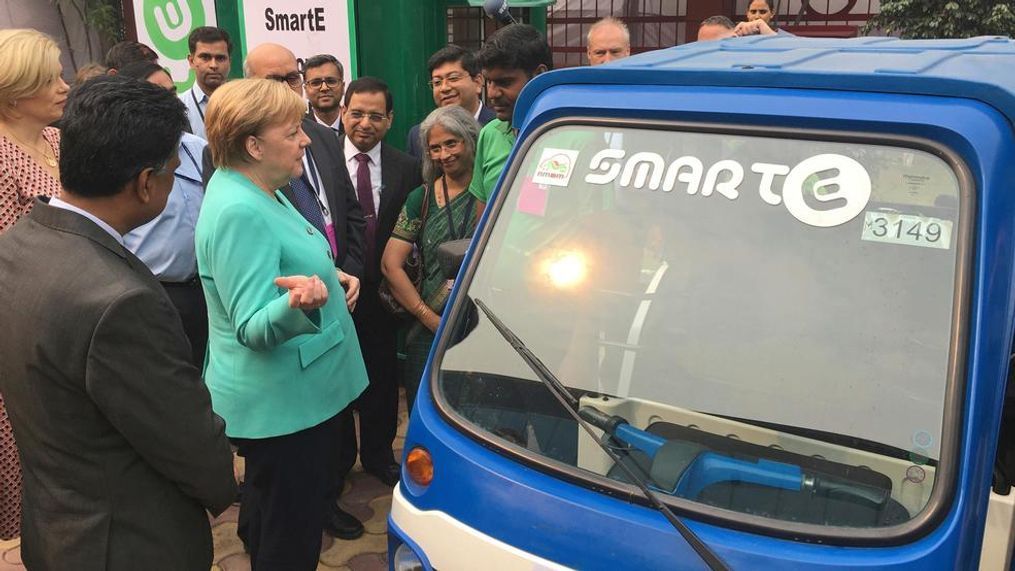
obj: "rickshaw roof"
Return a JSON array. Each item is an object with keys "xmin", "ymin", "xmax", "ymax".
[{"xmin": 517, "ymin": 36, "xmax": 1015, "ymax": 128}]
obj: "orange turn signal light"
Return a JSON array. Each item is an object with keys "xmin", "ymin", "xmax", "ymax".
[{"xmin": 406, "ymin": 447, "xmax": 434, "ymax": 486}]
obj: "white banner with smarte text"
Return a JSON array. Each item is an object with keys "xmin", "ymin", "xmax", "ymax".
[{"xmin": 240, "ymin": 0, "xmax": 355, "ymax": 78}]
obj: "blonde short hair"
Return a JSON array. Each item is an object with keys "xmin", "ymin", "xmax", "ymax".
[
  {"xmin": 0, "ymin": 29, "xmax": 62, "ymax": 118},
  {"xmin": 205, "ymin": 78, "xmax": 307, "ymax": 168}
]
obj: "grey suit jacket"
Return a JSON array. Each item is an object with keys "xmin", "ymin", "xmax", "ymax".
[
  {"xmin": 202, "ymin": 118, "xmax": 367, "ymax": 278},
  {"xmin": 0, "ymin": 202, "xmax": 236, "ymax": 570}
]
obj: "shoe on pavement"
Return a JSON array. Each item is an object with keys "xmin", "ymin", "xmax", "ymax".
[
  {"xmin": 365, "ymin": 462, "xmax": 401, "ymax": 487},
  {"xmin": 325, "ymin": 505, "xmax": 365, "ymax": 540}
]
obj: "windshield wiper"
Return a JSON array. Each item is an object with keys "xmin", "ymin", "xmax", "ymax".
[{"xmin": 474, "ymin": 298, "xmax": 730, "ymax": 571}]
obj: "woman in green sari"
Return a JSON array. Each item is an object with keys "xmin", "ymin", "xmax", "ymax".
[{"xmin": 381, "ymin": 105, "xmax": 479, "ymax": 409}]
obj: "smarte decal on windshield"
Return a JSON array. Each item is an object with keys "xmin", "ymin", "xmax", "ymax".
[
  {"xmin": 584, "ymin": 149, "xmax": 873, "ymax": 228},
  {"xmin": 438, "ymin": 124, "xmax": 964, "ymax": 533}
]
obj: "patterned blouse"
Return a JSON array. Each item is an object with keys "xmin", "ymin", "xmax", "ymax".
[
  {"xmin": 1, "ymin": 125, "xmax": 61, "ymax": 539},
  {"xmin": 0, "ymin": 126, "xmax": 62, "ymax": 233}
]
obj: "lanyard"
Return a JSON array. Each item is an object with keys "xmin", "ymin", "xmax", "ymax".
[
  {"xmin": 177, "ymin": 142, "xmax": 203, "ymax": 185},
  {"xmin": 181, "ymin": 143, "xmax": 201, "ymax": 174},
  {"xmin": 303, "ymin": 150, "xmax": 329, "ymax": 219},
  {"xmin": 190, "ymin": 88, "xmax": 205, "ymax": 122}
]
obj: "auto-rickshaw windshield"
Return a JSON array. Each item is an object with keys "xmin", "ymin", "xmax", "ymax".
[{"xmin": 437, "ymin": 122, "xmax": 965, "ymax": 530}]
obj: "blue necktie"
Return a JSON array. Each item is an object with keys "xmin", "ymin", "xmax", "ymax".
[{"xmin": 289, "ymin": 174, "xmax": 327, "ymax": 238}]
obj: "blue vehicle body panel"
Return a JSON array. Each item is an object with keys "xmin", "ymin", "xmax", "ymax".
[{"xmin": 397, "ymin": 37, "xmax": 1015, "ymax": 569}]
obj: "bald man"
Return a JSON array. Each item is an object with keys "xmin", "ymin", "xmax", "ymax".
[
  {"xmin": 587, "ymin": 16, "xmax": 631, "ymax": 65},
  {"xmin": 203, "ymin": 43, "xmax": 369, "ymax": 544}
]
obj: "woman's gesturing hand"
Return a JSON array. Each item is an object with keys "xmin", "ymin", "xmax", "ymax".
[{"xmin": 274, "ymin": 275, "xmax": 329, "ymax": 310}]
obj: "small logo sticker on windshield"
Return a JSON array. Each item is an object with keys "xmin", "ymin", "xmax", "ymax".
[{"xmin": 532, "ymin": 148, "xmax": 580, "ymax": 187}]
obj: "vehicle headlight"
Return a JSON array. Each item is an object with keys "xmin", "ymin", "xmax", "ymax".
[{"xmin": 393, "ymin": 543, "xmax": 424, "ymax": 571}]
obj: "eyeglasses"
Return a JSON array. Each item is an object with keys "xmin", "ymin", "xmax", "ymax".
[
  {"xmin": 428, "ymin": 73, "xmax": 469, "ymax": 89},
  {"xmin": 266, "ymin": 72, "xmax": 303, "ymax": 88},
  {"xmin": 305, "ymin": 77, "xmax": 342, "ymax": 89},
  {"xmin": 346, "ymin": 110, "xmax": 388, "ymax": 123},
  {"xmin": 427, "ymin": 138, "xmax": 463, "ymax": 155}
]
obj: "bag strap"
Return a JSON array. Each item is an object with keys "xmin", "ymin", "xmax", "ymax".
[
  {"xmin": 414, "ymin": 182, "xmax": 434, "ymax": 272},
  {"xmin": 440, "ymin": 174, "xmax": 474, "ymax": 240}
]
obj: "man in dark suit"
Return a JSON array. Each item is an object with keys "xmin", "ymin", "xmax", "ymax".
[
  {"xmin": 406, "ymin": 44, "xmax": 496, "ymax": 159},
  {"xmin": 207, "ymin": 42, "xmax": 369, "ymax": 540},
  {"xmin": 339, "ymin": 77, "xmax": 422, "ymax": 490},
  {"xmin": 0, "ymin": 76, "xmax": 236, "ymax": 570}
]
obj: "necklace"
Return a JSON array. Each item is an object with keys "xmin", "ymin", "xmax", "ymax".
[{"xmin": 4, "ymin": 128, "xmax": 57, "ymax": 168}]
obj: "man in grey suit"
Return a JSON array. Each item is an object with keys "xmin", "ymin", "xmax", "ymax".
[{"xmin": 0, "ymin": 76, "xmax": 236, "ymax": 570}]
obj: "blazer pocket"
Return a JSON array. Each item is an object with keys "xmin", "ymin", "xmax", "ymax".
[{"xmin": 298, "ymin": 320, "xmax": 345, "ymax": 369}]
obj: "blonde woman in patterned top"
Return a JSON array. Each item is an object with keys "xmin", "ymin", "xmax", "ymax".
[{"xmin": 0, "ymin": 28, "xmax": 68, "ymax": 540}]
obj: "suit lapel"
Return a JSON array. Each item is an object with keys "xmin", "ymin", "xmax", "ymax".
[
  {"xmin": 302, "ymin": 119, "xmax": 340, "ymax": 226},
  {"xmin": 378, "ymin": 143, "xmax": 398, "ymax": 221}
]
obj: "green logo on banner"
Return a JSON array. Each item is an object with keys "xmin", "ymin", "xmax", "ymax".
[{"xmin": 143, "ymin": 0, "xmax": 206, "ymax": 60}]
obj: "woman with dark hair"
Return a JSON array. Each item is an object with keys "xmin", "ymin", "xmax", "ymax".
[
  {"xmin": 381, "ymin": 105, "xmax": 480, "ymax": 409},
  {"xmin": 746, "ymin": 0, "xmax": 776, "ymax": 27}
]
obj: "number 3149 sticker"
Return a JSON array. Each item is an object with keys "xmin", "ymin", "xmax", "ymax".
[{"xmin": 861, "ymin": 212, "xmax": 953, "ymax": 250}]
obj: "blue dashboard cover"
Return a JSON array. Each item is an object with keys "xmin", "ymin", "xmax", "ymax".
[{"xmin": 517, "ymin": 35, "xmax": 1015, "ymax": 127}]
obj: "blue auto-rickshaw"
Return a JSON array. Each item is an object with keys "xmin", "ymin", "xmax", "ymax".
[{"xmin": 387, "ymin": 35, "xmax": 1015, "ymax": 570}]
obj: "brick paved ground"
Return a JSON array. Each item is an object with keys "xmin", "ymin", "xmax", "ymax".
[{"xmin": 0, "ymin": 394, "xmax": 408, "ymax": 571}]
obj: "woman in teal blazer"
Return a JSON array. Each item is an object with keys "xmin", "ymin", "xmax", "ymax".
[{"xmin": 196, "ymin": 78, "xmax": 367, "ymax": 570}]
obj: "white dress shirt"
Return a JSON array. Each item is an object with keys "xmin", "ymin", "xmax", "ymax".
[
  {"xmin": 343, "ymin": 138, "xmax": 383, "ymax": 213},
  {"xmin": 48, "ymin": 197, "xmax": 124, "ymax": 245},
  {"xmin": 179, "ymin": 84, "xmax": 210, "ymax": 140},
  {"xmin": 313, "ymin": 111, "xmax": 343, "ymax": 133}
]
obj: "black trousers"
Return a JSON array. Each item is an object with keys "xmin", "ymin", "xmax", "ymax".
[
  {"xmin": 233, "ymin": 413, "xmax": 341, "ymax": 570},
  {"xmin": 160, "ymin": 280, "xmax": 208, "ymax": 368},
  {"xmin": 337, "ymin": 286, "xmax": 399, "ymax": 481}
]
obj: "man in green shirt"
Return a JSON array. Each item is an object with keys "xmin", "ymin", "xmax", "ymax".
[{"xmin": 469, "ymin": 24, "xmax": 552, "ymax": 217}]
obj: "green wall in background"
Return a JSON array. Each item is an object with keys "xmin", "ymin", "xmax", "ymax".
[
  {"xmin": 354, "ymin": 0, "xmax": 447, "ymax": 152},
  {"xmin": 214, "ymin": 1, "xmax": 246, "ymax": 80}
]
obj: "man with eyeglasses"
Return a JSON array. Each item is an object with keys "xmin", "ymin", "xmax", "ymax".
[
  {"xmin": 304, "ymin": 54, "xmax": 346, "ymax": 135},
  {"xmin": 180, "ymin": 27, "xmax": 232, "ymax": 139},
  {"xmin": 207, "ymin": 42, "xmax": 370, "ymax": 542},
  {"xmin": 336, "ymin": 76, "xmax": 421, "ymax": 494},
  {"xmin": 405, "ymin": 44, "xmax": 493, "ymax": 159}
]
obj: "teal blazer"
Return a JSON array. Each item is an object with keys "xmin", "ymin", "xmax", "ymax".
[{"xmin": 195, "ymin": 168, "xmax": 368, "ymax": 438}]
